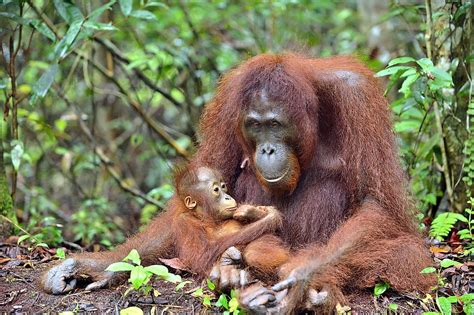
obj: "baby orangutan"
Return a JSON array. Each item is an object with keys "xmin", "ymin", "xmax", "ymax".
[
  {"xmin": 41, "ymin": 166, "xmax": 289, "ymax": 294},
  {"xmin": 172, "ymin": 166, "xmax": 290, "ymax": 283}
]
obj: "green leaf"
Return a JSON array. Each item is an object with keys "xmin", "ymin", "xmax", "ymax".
[
  {"xmin": 461, "ymin": 293, "xmax": 474, "ymax": 302},
  {"xmin": 207, "ymin": 279, "xmax": 216, "ymax": 291},
  {"xmin": 175, "ymin": 280, "xmax": 191, "ymax": 291},
  {"xmin": 375, "ymin": 66, "xmax": 412, "ymax": 77},
  {"xmin": 374, "ymin": 282, "xmax": 389, "ymax": 297},
  {"xmin": 106, "ymin": 262, "xmax": 134, "ymax": 272},
  {"xmin": 191, "ymin": 287, "xmax": 203, "ymax": 297},
  {"xmin": 123, "ymin": 249, "xmax": 141, "ymax": 265},
  {"xmin": 88, "ymin": 0, "xmax": 117, "ymax": 21},
  {"xmin": 388, "ymin": 57, "xmax": 415, "ymax": 66},
  {"xmin": 11, "ymin": 140, "xmax": 24, "ymax": 171},
  {"xmin": 144, "ymin": 265, "xmax": 168, "ymax": 276},
  {"xmin": 394, "ymin": 120, "xmax": 419, "ymax": 133},
  {"xmin": 119, "ymin": 0, "xmax": 133, "ymax": 16},
  {"xmin": 437, "ymin": 296, "xmax": 452, "ymax": 315},
  {"xmin": 120, "ymin": 306, "xmax": 144, "ymax": 315},
  {"xmin": 216, "ymin": 294, "xmax": 229, "ymax": 309},
  {"xmin": 203, "ymin": 296, "xmax": 212, "ymax": 307},
  {"xmin": 416, "ymin": 58, "xmax": 434, "ymax": 71},
  {"xmin": 130, "ymin": 10, "xmax": 157, "ymax": 20},
  {"xmin": 228, "ymin": 297, "xmax": 240, "ymax": 312},
  {"xmin": 399, "ymin": 73, "xmax": 420, "ymax": 97},
  {"xmin": 55, "ymin": 248, "xmax": 66, "ymax": 259},
  {"xmin": 33, "ymin": 64, "xmax": 59, "ymax": 98},
  {"xmin": 17, "ymin": 234, "xmax": 30, "ymax": 244},
  {"xmin": 83, "ymin": 21, "xmax": 117, "ymax": 31},
  {"xmin": 421, "ymin": 267, "xmax": 437, "ymax": 273},
  {"xmin": 29, "ymin": 20, "xmax": 56, "ymax": 41},
  {"xmin": 130, "ymin": 265, "xmax": 148, "ymax": 289},
  {"xmin": 53, "ymin": 0, "xmax": 83, "ymax": 24},
  {"xmin": 162, "ymin": 273, "xmax": 182, "ymax": 283},
  {"xmin": 53, "ymin": 20, "xmax": 83, "ymax": 60},
  {"xmin": 440, "ymin": 259, "xmax": 462, "ymax": 268},
  {"xmin": 389, "ymin": 303, "xmax": 398, "ymax": 311}
]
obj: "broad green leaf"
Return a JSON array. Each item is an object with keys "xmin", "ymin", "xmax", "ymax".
[
  {"xmin": 130, "ymin": 265, "xmax": 148, "ymax": 289},
  {"xmin": 461, "ymin": 293, "xmax": 474, "ymax": 302},
  {"xmin": 123, "ymin": 249, "xmax": 141, "ymax": 265},
  {"xmin": 130, "ymin": 10, "xmax": 157, "ymax": 20},
  {"xmin": 389, "ymin": 303, "xmax": 398, "ymax": 311},
  {"xmin": 203, "ymin": 296, "xmax": 212, "ymax": 307},
  {"xmin": 216, "ymin": 294, "xmax": 229, "ymax": 308},
  {"xmin": 437, "ymin": 296, "xmax": 452, "ymax": 315},
  {"xmin": 399, "ymin": 73, "xmax": 420, "ymax": 97},
  {"xmin": 144, "ymin": 264, "xmax": 168, "ymax": 276},
  {"xmin": 375, "ymin": 66, "xmax": 412, "ymax": 77},
  {"xmin": 374, "ymin": 282, "xmax": 389, "ymax": 297},
  {"xmin": 17, "ymin": 234, "xmax": 30, "ymax": 244},
  {"xmin": 394, "ymin": 120, "xmax": 419, "ymax": 133},
  {"xmin": 440, "ymin": 259, "xmax": 462, "ymax": 268},
  {"xmin": 11, "ymin": 140, "xmax": 24, "ymax": 171},
  {"xmin": 228, "ymin": 297, "xmax": 240, "ymax": 312},
  {"xmin": 53, "ymin": 20, "xmax": 83, "ymax": 59},
  {"xmin": 162, "ymin": 273, "xmax": 182, "ymax": 283},
  {"xmin": 388, "ymin": 57, "xmax": 415, "ymax": 66},
  {"xmin": 207, "ymin": 279, "xmax": 216, "ymax": 290},
  {"xmin": 33, "ymin": 64, "xmax": 59, "ymax": 98},
  {"xmin": 120, "ymin": 306, "xmax": 144, "ymax": 315},
  {"xmin": 29, "ymin": 20, "xmax": 56, "ymax": 41},
  {"xmin": 416, "ymin": 58, "xmax": 434, "ymax": 71},
  {"xmin": 420, "ymin": 267, "xmax": 436, "ymax": 273},
  {"xmin": 119, "ymin": 0, "xmax": 133, "ymax": 16},
  {"xmin": 191, "ymin": 287, "xmax": 203, "ymax": 297},
  {"xmin": 106, "ymin": 262, "xmax": 134, "ymax": 272}
]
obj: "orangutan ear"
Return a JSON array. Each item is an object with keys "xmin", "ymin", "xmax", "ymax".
[{"xmin": 184, "ymin": 196, "xmax": 197, "ymax": 210}]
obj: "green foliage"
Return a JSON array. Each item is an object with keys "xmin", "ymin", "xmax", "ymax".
[
  {"xmin": 191, "ymin": 279, "xmax": 243, "ymax": 314},
  {"xmin": 373, "ymin": 281, "xmax": 390, "ymax": 297},
  {"xmin": 106, "ymin": 249, "xmax": 181, "ymax": 294},
  {"xmin": 71, "ymin": 197, "xmax": 123, "ymax": 247},
  {"xmin": 430, "ymin": 212, "xmax": 467, "ymax": 241}
]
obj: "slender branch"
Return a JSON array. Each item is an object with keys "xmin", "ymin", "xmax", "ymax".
[
  {"xmin": 56, "ymin": 90, "xmax": 165, "ymax": 209},
  {"xmin": 75, "ymin": 50, "xmax": 190, "ymax": 158},
  {"xmin": 93, "ymin": 38, "xmax": 182, "ymax": 109}
]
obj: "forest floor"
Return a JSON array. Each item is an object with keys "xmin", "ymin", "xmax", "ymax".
[{"xmin": 0, "ymin": 239, "xmax": 472, "ymax": 314}]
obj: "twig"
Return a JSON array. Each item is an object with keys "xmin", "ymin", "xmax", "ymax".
[
  {"xmin": 56, "ymin": 90, "xmax": 165, "ymax": 209},
  {"xmin": 93, "ymin": 38, "xmax": 182, "ymax": 109}
]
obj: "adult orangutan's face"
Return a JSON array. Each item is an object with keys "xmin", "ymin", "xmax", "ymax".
[{"xmin": 240, "ymin": 94, "xmax": 301, "ymax": 193}]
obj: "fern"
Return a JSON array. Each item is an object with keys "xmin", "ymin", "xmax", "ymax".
[{"xmin": 430, "ymin": 212, "xmax": 467, "ymax": 241}]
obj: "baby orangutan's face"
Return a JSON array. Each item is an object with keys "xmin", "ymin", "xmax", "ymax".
[{"xmin": 183, "ymin": 167, "xmax": 237, "ymax": 220}]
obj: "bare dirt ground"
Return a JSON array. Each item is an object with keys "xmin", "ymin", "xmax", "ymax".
[{"xmin": 0, "ymin": 241, "xmax": 472, "ymax": 314}]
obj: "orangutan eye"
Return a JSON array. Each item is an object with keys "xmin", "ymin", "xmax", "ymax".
[
  {"xmin": 212, "ymin": 185, "xmax": 220, "ymax": 195},
  {"xmin": 270, "ymin": 119, "xmax": 280, "ymax": 128},
  {"xmin": 221, "ymin": 183, "xmax": 227, "ymax": 191}
]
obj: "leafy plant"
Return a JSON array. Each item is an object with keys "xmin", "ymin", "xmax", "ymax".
[
  {"xmin": 191, "ymin": 279, "xmax": 243, "ymax": 315},
  {"xmin": 429, "ymin": 212, "xmax": 468, "ymax": 241},
  {"xmin": 374, "ymin": 281, "xmax": 390, "ymax": 297},
  {"xmin": 106, "ymin": 249, "xmax": 182, "ymax": 295}
]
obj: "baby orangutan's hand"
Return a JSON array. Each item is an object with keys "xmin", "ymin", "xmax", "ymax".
[{"xmin": 233, "ymin": 205, "xmax": 271, "ymax": 223}]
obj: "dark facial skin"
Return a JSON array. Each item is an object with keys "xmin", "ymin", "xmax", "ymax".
[
  {"xmin": 241, "ymin": 92, "xmax": 300, "ymax": 192},
  {"xmin": 184, "ymin": 167, "xmax": 238, "ymax": 220}
]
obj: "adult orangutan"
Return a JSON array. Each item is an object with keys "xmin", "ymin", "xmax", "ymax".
[{"xmin": 41, "ymin": 53, "xmax": 435, "ymax": 313}]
